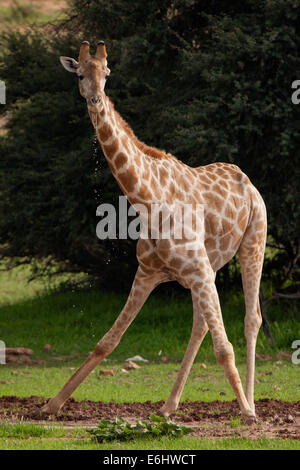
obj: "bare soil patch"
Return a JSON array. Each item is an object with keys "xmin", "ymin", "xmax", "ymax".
[{"xmin": 0, "ymin": 396, "xmax": 299, "ymax": 440}]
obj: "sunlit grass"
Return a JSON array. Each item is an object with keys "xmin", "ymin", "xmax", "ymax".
[
  {"xmin": 0, "ymin": 356, "xmax": 299, "ymax": 404},
  {"xmin": 0, "ymin": 424, "xmax": 300, "ymax": 450}
]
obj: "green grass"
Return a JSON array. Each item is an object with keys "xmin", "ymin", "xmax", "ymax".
[
  {"xmin": 0, "ymin": 263, "xmax": 299, "ymax": 404},
  {"xmin": 1, "ymin": 264, "xmax": 299, "ymax": 363},
  {"xmin": 0, "ymin": 423, "xmax": 300, "ymax": 450},
  {"xmin": 0, "ymin": 357, "xmax": 299, "ymax": 403},
  {"xmin": 0, "ymin": 422, "xmax": 67, "ymax": 438},
  {"xmin": 1, "ymin": 437, "xmax": 300, "ymax": 451},
  {"xmin": 0, "ymin": 263, "xmax": 300, "ymax": 450}
]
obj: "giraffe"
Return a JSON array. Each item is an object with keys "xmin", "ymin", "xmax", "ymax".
[{"xmin": 42, "ymin": 41, "xmax": 267, "ymax": 422}]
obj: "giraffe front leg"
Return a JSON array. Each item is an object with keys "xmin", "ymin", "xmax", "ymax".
[{"xmin": 41, "ymin": 268, "xmax": 165, "ymax": 416}]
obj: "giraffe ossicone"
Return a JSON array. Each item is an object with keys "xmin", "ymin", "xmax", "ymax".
[{"xmin": 42, "ymin": 41, "xmax": 267, "ymax": 422}]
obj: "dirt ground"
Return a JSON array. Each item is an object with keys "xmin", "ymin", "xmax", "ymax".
[{"xmin": 0, "ymin": 396, "xmax": 299, "ymax": 440}]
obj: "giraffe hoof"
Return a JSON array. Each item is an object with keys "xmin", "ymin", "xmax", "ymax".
[
  {"xmin": 241, "ymin": 414, "xmax": 257, "ymax": 425},
  {"xmin": 158, "ymin": 404, "xmax": 176, "ymax": 418},
  {"xmin": 41, "ymin": 400, "xmax": 61, "ymax": 416},
  {"xmin": 157, "ymin": 407, "xmax": 170, "ymax": 418}
]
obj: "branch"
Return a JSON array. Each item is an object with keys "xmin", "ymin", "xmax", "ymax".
[{"xmin": 269, "ymin": 291, "xmax": 300, "ymax": 301}]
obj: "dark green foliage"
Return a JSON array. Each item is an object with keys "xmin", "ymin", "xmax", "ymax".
[
  {"xmin": 0, "ymin": 30, "xmax": 137, "ymax": 287},
  {"xmin": 0, "ymin": 0, "xmax": 299, "ymax": 296},
  {"xmin": 87, "ymin": 414, "xmax": 193, "ymax": 442}
]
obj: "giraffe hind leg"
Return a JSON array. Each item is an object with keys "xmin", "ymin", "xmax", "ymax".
[
  {"xmin": 159, "ymin": 294, "xmax": 208, "ymax": 417},
  {"xmin": 239, "ymin": 208, "xmax": 266, "ymax": 414}
]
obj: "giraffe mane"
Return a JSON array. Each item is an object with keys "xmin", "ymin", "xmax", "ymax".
[{"xmin": 108, "ymin": 98, "xmax": 174, "ymax": 161}]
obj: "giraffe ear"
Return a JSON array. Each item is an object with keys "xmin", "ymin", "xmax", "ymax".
[{"xmin": 59, "ymin": 56, "xmax": 79, "ymax": 73}]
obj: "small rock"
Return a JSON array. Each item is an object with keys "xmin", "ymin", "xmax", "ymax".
[
  {"xmin": 274, "ymin": 385, "xmax": 280, "ymax": 390},
  {"xmin": 121, "ymin": 368, "xmax": 129, "ymax": 373},
  {"xmin": 199, "ymin": 363, "xmax": 207, "ymax": 369},
  {"xmin": 99, "ymin": 369, "xmax": 114, "ymax": 376}
]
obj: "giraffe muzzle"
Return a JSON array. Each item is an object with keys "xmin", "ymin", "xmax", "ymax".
[{"xmin": 89, "ymin": 95, "xmax": 102, "ymax": 106}]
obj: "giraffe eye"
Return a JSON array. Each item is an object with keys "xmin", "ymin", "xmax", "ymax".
[{"xmin": 78, "ymin": 75, "xmax": 84, "ymax": 81}]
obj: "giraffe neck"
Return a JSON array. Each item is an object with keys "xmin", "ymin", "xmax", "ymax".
[{"xmin": 89, "ymin": 96, "xmax": 157, "ymax": 206}]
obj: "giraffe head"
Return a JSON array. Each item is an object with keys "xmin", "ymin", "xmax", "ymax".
[{"xmin": 60, "ymin": 41, "xmax": 111, "ymax": 111}]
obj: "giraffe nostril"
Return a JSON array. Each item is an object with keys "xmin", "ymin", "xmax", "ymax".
[{"xmin": 90, "ymin": 95, "xmax": 101, "ymax": 106}]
